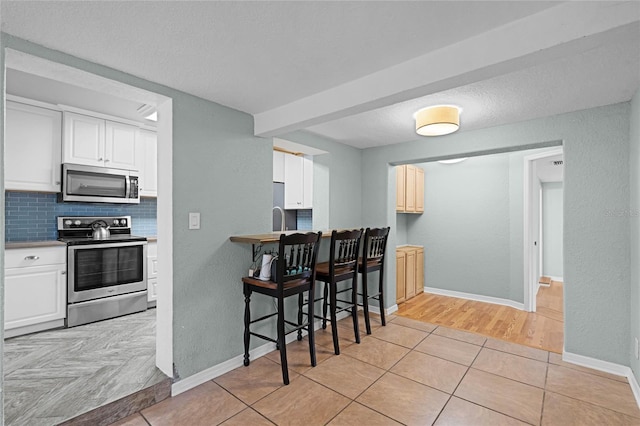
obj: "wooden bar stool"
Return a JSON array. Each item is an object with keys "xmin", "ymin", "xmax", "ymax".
[
  {"xmin": 358, "ymin": 227, "xmax": 390, "ymax": 334},
  {"xmin": 242, "ymin": 231, "xmax": 322, "ymax": 385},
  {"xmin": 315, "ymin": 229, "xmax": 363, "ymax": 355}
]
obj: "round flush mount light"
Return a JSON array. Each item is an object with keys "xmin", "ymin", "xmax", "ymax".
[{"xmin": 415, "ymin": 105, "xmax": 460, "ymax": 136}]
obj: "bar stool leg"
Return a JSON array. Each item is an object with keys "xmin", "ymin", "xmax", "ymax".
[
  {"xmin": 297, "ymin": 293, "xmax": 304, "ymax": 341},
  {"xmin": 243, "ymin": 285, "xmax": 251, "ymax": 366},
  {"xmin": 378, "ymin": 267, "xmax": 386, "ymax": 326},
  {"xmin": 322, "ymin": 283, "xmax": 329, "ymax": 329},
  {"xmin": 362, "ymin": 270, "xmax": 372, "ymax": 335},
  {"xmin": 329, "ymin": 281, "xmax": 340, "ymax": 355},
  {"xmin": 351, "ymin": 276, "xmax": 360, "ymax": 344},
  {"xmin": 308, "ymin": 286, "xmax": 317, "ymax": 366},
  {"xmin": 277, "ymin": 296, "xmax": 289, "ymax": 385}
]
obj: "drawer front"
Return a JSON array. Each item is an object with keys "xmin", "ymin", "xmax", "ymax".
[{"xmin": 5, "ymin": 247, "xmax": 66, "ymax": 268}]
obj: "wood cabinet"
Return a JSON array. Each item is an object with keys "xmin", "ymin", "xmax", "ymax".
[
  {"xmin": 5, "ymin": 101, "xmax": 62, "ymax": 192},
  {"xmin": 147, "ymin": 241, "xmax": 158, "ymax": 304},
  {"xmin": 135, "ymin": 130, "xmax": 158, "ymax": 197},
  {"xmin": 4, "ymin": 246, "xmax": 67, "ymax": 337},
  {"xmin": 284, "ymin": 153, "xmax": 313, "ymax": 209},
  {"xmin": 63, "ymin": 111, "xmax": 137, "ymax": 169},
  {"xmin": 396, "ymin": 164, "xmax": 424, "ymax": 213},
  {"xmin": 396, "ymin": 245, "xmax": 424, "ymax": 304}
]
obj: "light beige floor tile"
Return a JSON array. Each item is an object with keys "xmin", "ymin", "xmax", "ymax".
[
  {"xmin": 264, "ymin": 339, "xmax": 334, "ymax": 374},
  {"xmin": 338, "ymin": 311, "xmax": 383, "ymax": 335},
  {"xmin": 109, "ymin": 413, "xmax": 148, "ymax": 426},
  {"xmin": 390, "ymin": 316, "xmax": 437, "ymax": 332},
  {"xmin": 313, "ymin": 324, "xmax": 358, "ymax": 352},
  {"xmin": 220, "ymin": 408, "xmax": 275, "ymax": 425},
  {"xmin": 435, "ymin": 396, "xmax": 529, "ymax": 426},
  {"xmin": 253, "ymin": 376, "xmax": 350, "ymax": 425},
  {"xmin": 328, "ymin": 402, "xmax": 402, "ymax": 425},
  {"xmin": 414, "ymin": 334, "xmax": 482, "ymax": 366},
  {"xmin": 541, "ymin": 391, "xmax": 640, "ymax": 426},
  {"xmin": 434, "ymin": 326, "xmax": 487, "ymax": 346},
  {"xmin": 356, "ymin": 372, "xmax": 449, "ymax": 425},
  {"xmin": 370, "ymin": 322, "xmax": 429, "ymax": 348},
  {"xmin": 472, "ymin": 347, "xmax": 548, "ymax": 388},
  {"xmin": 304, "ymin": 353, "xmax": 385, "ymax": 399},
  {"xmin": 484, "ymin": 338, "xmax": 549, "ymax": 362},
  {"xmin": 545, "ymin": 365, "xmax": 640, "ymax": 418},
  {"xmin": 141, "ymin": 380, "xmax": 246, "ymax": 426},
  {"xmin": 214, "ymin": 356, "xmax": 297, "ymax": 405},
  {"xmin": 548, "ymin": 352, "xmax": 628, "ymax": 383},
  {"xmin": 341, "ymin": 336, "xmax": 410, "ymax": 370},
  {"xmin": 390, "ymin": 350, "xmax": 467, "ymax": 394},
  {"xmin": 454, "ymin": 368, "xmax": 544, "ymax": 425}
]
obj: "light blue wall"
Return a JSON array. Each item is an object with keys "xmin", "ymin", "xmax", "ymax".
[
  {"xmin": 362, "ymin": 103, "xmax": 631, "ymax": 365},
  {"xmin": 542, "ymin": 182, "xmax": 564, "ymax": 278},
  {"xmin": 404, "ymin": 148, "xmax": 555, "ymax": 303},
  {"xmin": 630, "ymin": 89, "xmax": 640, "ymax": 383}
]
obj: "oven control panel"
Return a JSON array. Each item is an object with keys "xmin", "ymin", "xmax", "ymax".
[{"xmin": 58, "ymin": 216, "xmax": 132, "ymax": 231}]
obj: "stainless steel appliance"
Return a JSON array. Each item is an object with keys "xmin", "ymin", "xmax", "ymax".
[
  {"xmin": 61, "ymin": 163, "xmax": 140, "ymax": 204},
  {"xmin": 58, "ymin": 216, "xmax": 147, "ymax": 327}
]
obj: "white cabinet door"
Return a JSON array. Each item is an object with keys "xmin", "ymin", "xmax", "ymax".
[
  {"xmin": 4, "ymin": 264, "xmax": 66, "ymax": 330},
  {"xmin": 105, "ymin": 121, "xmax": 137, "ymax": 169},
  {"xmin": 302, "ymin": 155, "xmax": 313, "ymax": 209},
  {"xmin": 5, "ymin": 101, "xmax": 62, "ymax": 192},
  {"xmin": 63, "ymin": 111, "xmax": 105, "ymax": 167},
  {"xmin": 273, "ymin": 150, "xmax": 285, "ymax": 183},
  {"xmin": 147, "ymin": 278, "xmax": 158, "ymax": 303},
  {"xmin": 135, "ymin": 130, "xmax": 158, "ymax": 197},
  {"xmin": 284, "ymin": 153, "xmax": 304, "ymax": 209},
  {"xmin": 147, "ymin": 242, "xmax": 158, "ymax": 302}
]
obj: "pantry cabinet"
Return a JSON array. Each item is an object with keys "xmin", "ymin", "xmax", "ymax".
[
  {"xmin": 63, "ymin": 111, "xmax": 137, "ymax": 170},
  {"xmin": 135, "ymin": 130, "xmax": 158, "ymax": 197},
  {"xmin": 5, "ymin": 101, "xmax": 62, "ymax": 192},
  {"xmin": 396, "ymin": 245, "xmax": 424, "ymax": 304},
  {"xmin": 396, "ymin": 164, "xmax": 424, "ymax": 213},
  {"xmin": 4, "ymin": 246, "xmax": 67, "ymax": 337}
]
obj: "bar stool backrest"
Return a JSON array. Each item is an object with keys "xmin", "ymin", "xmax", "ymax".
[
  {"xmin": 363, "ymin": 227, "xmax": 390, "ymax": 270},
  {"xmin": 274, "ymin": 232, "xmax": 322, "ymax": 286},
  {"xmin": 329, "ymin": 229, "xmax": 364, "ymax": 275}
]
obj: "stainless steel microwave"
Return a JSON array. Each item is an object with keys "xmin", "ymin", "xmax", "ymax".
[{"xmin": 61, "ymin": 163, "xmax": 140, "ymax": 204}]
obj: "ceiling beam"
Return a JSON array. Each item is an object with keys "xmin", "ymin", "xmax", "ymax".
[{"xmin": 254, "ymin": 1, "xmax": 639, "ymax": 137}]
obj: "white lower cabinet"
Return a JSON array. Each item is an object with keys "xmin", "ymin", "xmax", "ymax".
[
  {"xmin": 4, "ymin": 246, "xmax": 67, "ymax": 337},
  {"xmin": 147, "ymin": 242, "xmax": 158, "ymax": 304}
]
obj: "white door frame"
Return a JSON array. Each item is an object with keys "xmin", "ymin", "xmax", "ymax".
[
  {"xmin": 3, "ymin": 49, "xmax": 174, "ymax": 376},
  {"xmin": 523, "ymin": 147, "xmax": 563, "ymax": 312}
]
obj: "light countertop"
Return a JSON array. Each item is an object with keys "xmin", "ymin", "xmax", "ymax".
[{"xmin": 5, "ymin": 240, "xmax": 67, "ymax": 249}]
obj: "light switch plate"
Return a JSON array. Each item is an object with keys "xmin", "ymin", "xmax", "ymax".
[{"xmin": 189, "ymin": 212, "xmax": 200, "ymax": 230}]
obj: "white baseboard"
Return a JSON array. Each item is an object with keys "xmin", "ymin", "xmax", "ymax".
[
  {"xmin": 366, "ymin": 303, "xmax": 398, "ymax": 316},
  {"xmin": 563, "ymin": 351, "xmax": 640, "ymax": 408},
  {"xmin": 171, "ymin": 311, "xmax": 351, "ymax": 396},
  {"xmin": 424, "ymin": 287, "xmax": 525, "ymax": 311},
  {"xmin": 548, "ymin": 276, "xmax": 563, "ymax": 282}
]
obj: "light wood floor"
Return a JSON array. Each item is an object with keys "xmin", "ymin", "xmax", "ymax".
[{"xmin": 397, "ymin": 280, "xmax": 564, "ymax": 353}]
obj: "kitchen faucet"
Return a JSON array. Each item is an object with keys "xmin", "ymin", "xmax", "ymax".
[{"xmin": 272, "ymin": 206, "xmax": 285, "ymax": 232}]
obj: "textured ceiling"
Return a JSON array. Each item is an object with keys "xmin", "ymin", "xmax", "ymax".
[{"xmin": 1, "ymin": 1, "xmax": 639, "ymax": 149}]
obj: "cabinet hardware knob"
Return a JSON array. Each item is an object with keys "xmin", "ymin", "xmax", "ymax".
[
  {"xmin": 55, "ymin": 181, "xmax": 61, "ymax": 185},
  {"xmin": 105, "ymin": 159, "xmax": 110, "ymax": 162},
  {"xmin": 61, "ymin": 271, "xmax": 66, "ymax": 275},
  {"xmin": 24, "ymin": 255, "xmax": 39, "ymax": 260},
  {"xmin": 98, "ymin": 157, "xmax": 103, "ymax": 161}
]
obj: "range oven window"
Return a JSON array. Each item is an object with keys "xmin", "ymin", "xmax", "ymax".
[{"xmin": 73, "ymin": 245, "xmax": 144, "ymax": 291}]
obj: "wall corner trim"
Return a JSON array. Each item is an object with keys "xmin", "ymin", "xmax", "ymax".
[
  {"xmin": 424, "ymin": 287, "xmax": 525, "ymax": 311},
  {"xmin": 563, "ymin": 351, "xmax": 640, "ymax": 409}
]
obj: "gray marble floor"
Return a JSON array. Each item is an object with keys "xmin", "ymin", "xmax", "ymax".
[{"xmin": 3, "ymin": 308, "xmax": 166, "ymax": 426}]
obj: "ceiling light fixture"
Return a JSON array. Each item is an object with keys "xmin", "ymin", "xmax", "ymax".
[{"xmin": 415, "ymin": 105, "xmax": 460, "ymax": 136}]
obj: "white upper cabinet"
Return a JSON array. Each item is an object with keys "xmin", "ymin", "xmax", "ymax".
[
  {"xmin": 5, "ymin": 101, "xmax": 62, "ymax": 192},
  {"xmin": 63, "ymin": 111, "xmax": 137, "ymax": 169},
  {"xmin": 302, "ymin": 155, "xmax": 313, "ymax": 209},
  {"xmin": 273, "ymin": 150, "xmax": 285, "ymax": 183},
  {"xmin": 135, "ymin": 130, "xmax": 158, "ymax": 197},
  {"xmin": 283, "ymin": 152, "xmax": 313, "ymax": 210},
  {"xmin": 105, "ymin": 121, "xmax": 137, "ymax": 169},
  {"xmin": 284, "ymin": 153, "xmax": 304, "ymax": 209}
]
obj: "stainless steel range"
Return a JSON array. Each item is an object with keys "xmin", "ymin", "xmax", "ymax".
[{"xmin": 58, "ymin": 216, "xmax": 147, "ymax": 327}]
